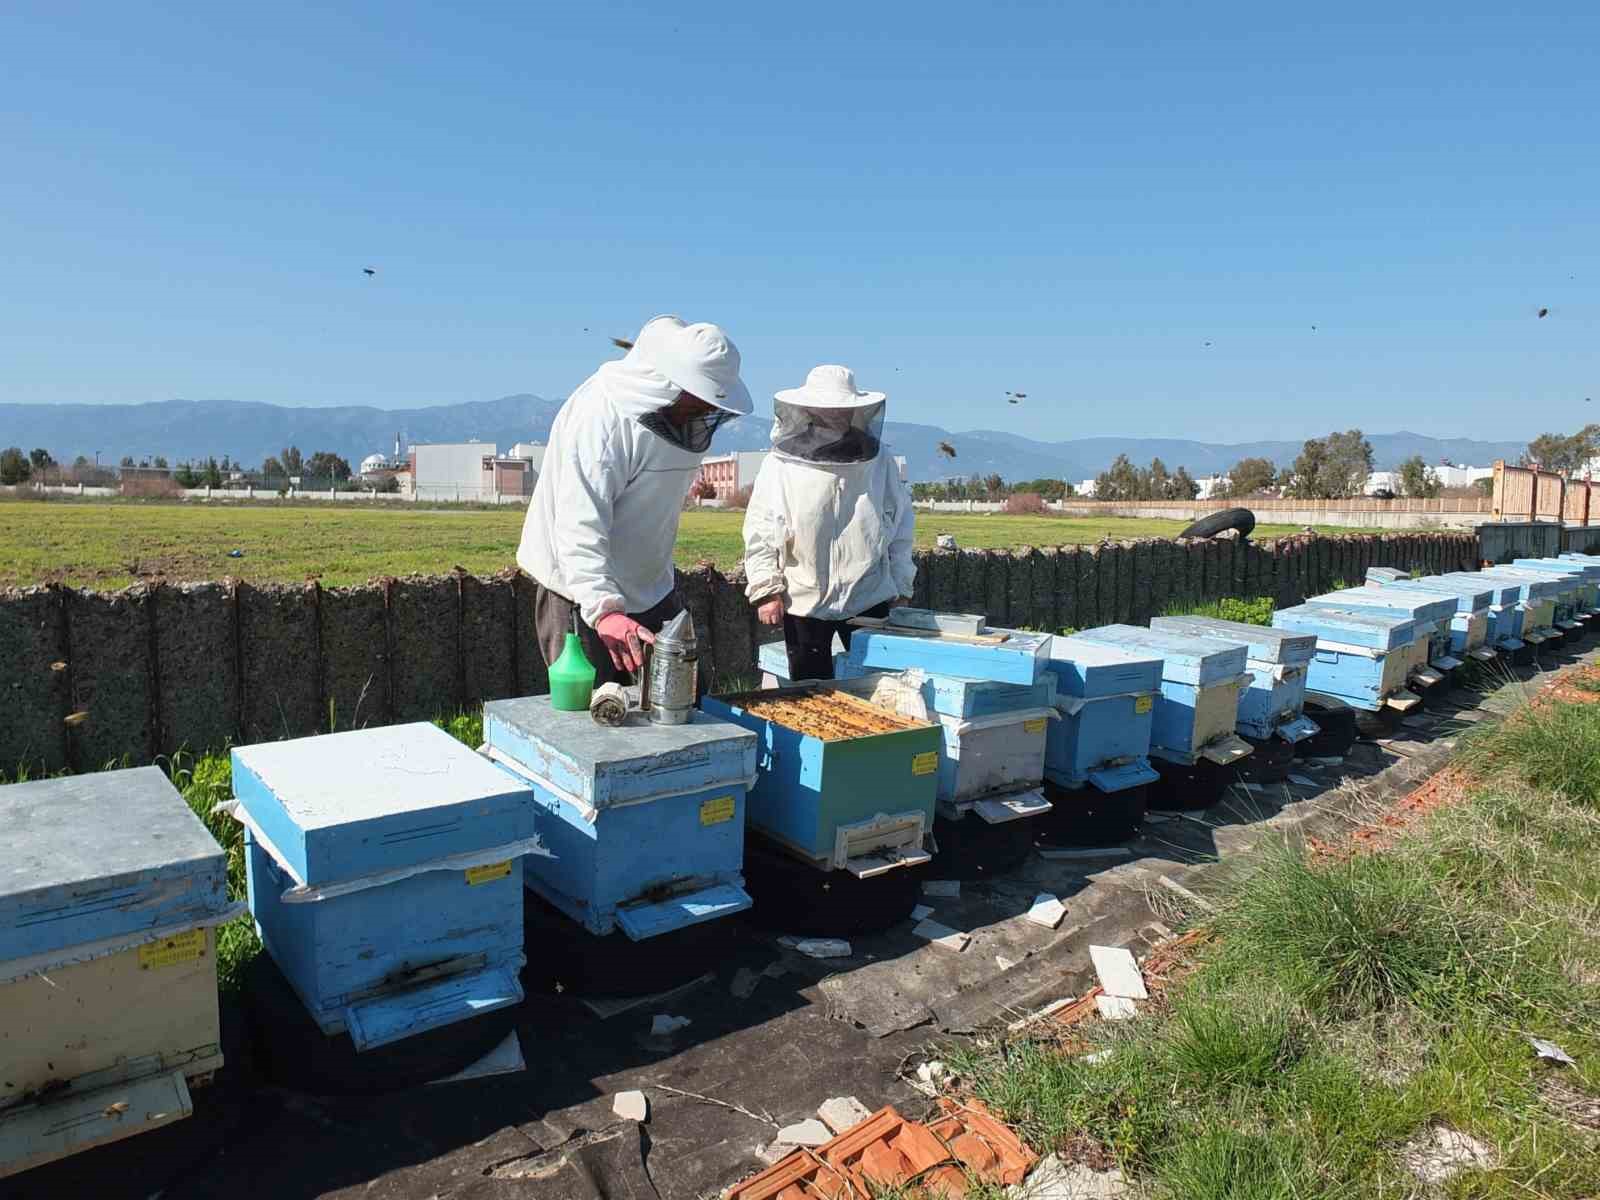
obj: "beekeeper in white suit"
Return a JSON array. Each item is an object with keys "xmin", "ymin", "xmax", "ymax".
[
  {"xmin": 742, "ymin": 365, "xmax": 916, "ymax": 681},
  {"xmin": 518, "ymin": 315, "xmax": 751, "ymax": 684}
]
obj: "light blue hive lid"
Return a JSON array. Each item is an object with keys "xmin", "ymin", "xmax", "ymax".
[
  {"xmin": 1149, "ymin": 616, "xmax": 1317, "ymax": 665},
  {"xmin": 1307, "ymin": 586, "xmax": 1458, "ymax": 627},
  {"xmin": 1044, "ymin": 634, "xmax": 1163, "ymax": 698},
  {"xmin": 1071, "ymin": 624, "xmax": 1248, "ymax": 686},
  {"xmin": 233, "ymin": 722, "xmax": 537, "ymax": 886},
  {"xmin": 1272, "ymin": 603, "xmax": 1419, "ymax": 651},
  {"xmin": 1378, "ymin": 577, "xmax": 1493, "ymax": 613},
  {"xmin": 1, "ymin": 766, "xmax": 230, "ymax": 963},
  {"xmin": 1435, "ymin": 573, "xmax": 1526, "ymax": 606}
]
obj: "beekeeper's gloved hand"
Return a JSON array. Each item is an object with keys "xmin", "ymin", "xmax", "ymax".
[
  {"xmin": 594, "ymin": 612, "xmax": 655, "ymax": 673},
  {"xmin": 757, "ymin": 596, "xmax": 786, "ymax": 626}
]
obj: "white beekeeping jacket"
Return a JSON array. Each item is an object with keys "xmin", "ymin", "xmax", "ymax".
[
  {"xmin": 517, "ymin": 318, "xmax": 745, "ymax": 625},
  {"xmin": 742, "ymin": 407, "xmax": 916, "ymax": 621}
]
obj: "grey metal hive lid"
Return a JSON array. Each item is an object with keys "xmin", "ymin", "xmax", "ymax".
[
  {"xmin": 485, "ymin": 695, "xmax": 757, "ymax": 770},
  {"xmin": 1, "ymin": 766, "xmax": 223, "ymax": 898}
]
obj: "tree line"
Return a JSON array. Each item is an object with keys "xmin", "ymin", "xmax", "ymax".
[{"xmin": 0, "ymin": 444, "xmax": 381, "ymax": 491}]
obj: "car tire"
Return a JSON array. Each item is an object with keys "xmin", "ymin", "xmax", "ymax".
[{"xmin": 1178, "ymin": 507, "xmax": 1257, "ymax": 540}]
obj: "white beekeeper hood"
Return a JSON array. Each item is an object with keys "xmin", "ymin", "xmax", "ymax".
[
  {"xmin": 598, "ymin": 315, "xmax": 753, "ymax": 453},
  {"xmin": 770, "ymin": 365, "xmax": 886, "ymax": 464}
]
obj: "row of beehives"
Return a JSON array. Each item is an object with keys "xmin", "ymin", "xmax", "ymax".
[
  {"xmin": 751, "ymin": 553, "xmax": 1600, "ymax": 840},
  {"xmin": 5, "ymin": 554, "xmax": 1596, "ymax": 1179}
]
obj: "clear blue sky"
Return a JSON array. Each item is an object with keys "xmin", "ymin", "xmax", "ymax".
[{"xmin": 2, "ymin": 1, "xmax": 1595, "ymax": 442}]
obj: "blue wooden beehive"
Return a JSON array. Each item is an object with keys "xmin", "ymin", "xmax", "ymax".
[
  {"xmin": 1305, "ymin": 586, "xmax": 1459, "ymax": 679},
  {"xmin": 1513, "ymin": 559, "xmax": 1597, "ymax": 625},
  {"xmin": 1450, "ymin": 570, "xmax": 1561, "ymax": 642},
  {"xmin": 1437, "ymin": 572, "xmax": 1550, "ymax": 650},
  {"xmin": 232, "ymin": 723, "xmax": 539, "ymax": 1050},
  {"xmin": 701, "ymin": 681, "xmax": 941, "ymax": 874},
  {"xmin": 484, "ymin": 697, "xmax": 757, "ymax": 940},
  {"xmin": 1042, "ymin": 635, "xmax": 1162, "ymax": 793},
  {"xmin": 1372, "ymin": 576, "xmax": 1497, "ymax": 662},
  {"xmin": 835, "ymin": 644, "xmax": 1058, "ymax": 718},
  {"xmin": 1149, "ymin": 617, "xmax": 1320, "ymax": 743},
  {"xmin": 2, "ymin": 768, "xmax": 238, "ymax": 1176},
  {"xmin": 1072, "ymin": 625, "xmax": 1253, "ymax": 767},
  {"xmin": 843, "ymin": 622, "xmax": 1052, "ymax": 685},
  {"xmin": 1271, "ymin": 603, "xmax": 1420, "ymax": 712}
]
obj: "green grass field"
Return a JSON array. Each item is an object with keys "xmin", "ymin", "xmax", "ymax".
[{"xmin": 0, "ymin": 496, "xmax": 1355, "ymax": 590}]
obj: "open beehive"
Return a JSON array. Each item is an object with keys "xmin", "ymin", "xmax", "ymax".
[{"xmin": 703, "ymin": 680, "xmax": 941, "ymax": 875}]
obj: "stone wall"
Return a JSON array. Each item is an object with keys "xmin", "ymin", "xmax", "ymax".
[{"xmin": 0, "ymin": 532, "xmax": 1480, "ymax": 774}]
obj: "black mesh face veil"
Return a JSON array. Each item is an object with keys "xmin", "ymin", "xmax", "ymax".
[
  {"xmin": 638, "ymin": 406, "xmax": 738, "ymax": 453},
  {"xmin": 770, "ymin": 400, "xmax": 884, "ymax": 463}
]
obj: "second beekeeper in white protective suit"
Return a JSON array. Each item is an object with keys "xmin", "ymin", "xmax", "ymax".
[{"xmin": 742, "ymin": 365, "xmax": 916, "ymax": 680}]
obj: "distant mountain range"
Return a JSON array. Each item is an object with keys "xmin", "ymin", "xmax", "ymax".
[{"xmin": 0, "ymin": 396, "xmax": 1529, "ymax": 482}]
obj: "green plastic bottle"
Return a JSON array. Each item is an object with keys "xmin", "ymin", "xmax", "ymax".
[{"xmin": 549, "ymin": 632, "xmax": 596, "ymax": 711}]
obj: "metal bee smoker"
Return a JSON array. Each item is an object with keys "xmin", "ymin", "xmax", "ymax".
[{"xmin": 642, "ymin": 609, "xmax": 698, "ymax": 725}]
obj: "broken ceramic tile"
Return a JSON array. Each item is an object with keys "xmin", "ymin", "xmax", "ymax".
[
  {"xmin": 1089, "ymin": 945, "xmax": 1148, "ymax": 1000},
  {"xmin": 1024, "ymin": 893, "xmax": 1068, "ymax": 929},
  {"xmin": 775, "ymin": 1118, "xmax": 830, "ymax": 1147},
  {"xmin": 1095, "ymin": 995, "xmax": 1139, "ymax": 1020},
  {"xmin": 612, "ymin": 1090, "xmax": 648, "ymax": 1122},
  {"xmin": 781, "ymin": 937, "xmax": 853, "ymax": 958},
  {"xmin": 913, "ymin": 918, "xmax": 970, "ymax": 952},
  {"xmin": 818, "ymin": 1095, "xmax": 873, "ymax": 1134}
]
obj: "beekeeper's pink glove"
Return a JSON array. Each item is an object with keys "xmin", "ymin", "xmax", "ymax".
[{"xmin": 594, "ymin": 612, "xmax": 654, "ymax": 673}]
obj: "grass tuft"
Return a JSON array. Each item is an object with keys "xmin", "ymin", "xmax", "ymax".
[
  {"xmin": 1212, "ymin": 848, "xmax": 1463, "ymax": 1015},
  {"xmin": 1161, "ymin": 594, "xmax": 1276, "ymax": 626}
]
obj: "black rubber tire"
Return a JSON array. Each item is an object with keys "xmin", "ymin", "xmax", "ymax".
[
  {"xmin": 243, "ymin": 952, "xmax": 521, "ymax": 1097},
  {"xmin": 520, "ymin": 888, "xmax": 733, "ymax": 998},
  {"xmin": 741, "ymin": 837, "xmax": 924, "ymax": 936},
  {"xmin": 1178, "ymin": 507, "xmax": 1257, "ymax": 541},
  {"xmin": 931, "ymin": 812, "xmax": 1035, "ymax": 880},
  {"xmin": 1036, "ymin": 781, "xmax": 1147, "ymax": 847},
  {"xmin": 1297, "ymin": 695, "xmax": 1359, "ymax": 759},
  {"xmin": 1149, "ymin": 759, "xmax": 1230, "ymax": 811},
  {"xmin": 1231, "ymin": 735, "xmax": 1294, "ymax": 785}
]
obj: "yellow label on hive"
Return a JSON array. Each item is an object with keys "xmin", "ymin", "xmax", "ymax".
[
  {"xmin": 465, "ymin": 860, "xmax": 512, "ymax": 886},
  {"xmin": 700, "ymin": 795, "xmax": 736, "ymax": 826},
  {"xmin": 1135, "ymin": 696, "xmax": 1154, "ymax": 714},
  {"xmin": 911, "ymin": 751, "xmax": 939, "ymax": 776},
  {"xmin": 138, "ymin": 929, "xmax": 205, "ymax": 969},
  {"xmin": 1024, "ymin": 718, "xmax": 1047, "ymax": 734}
]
